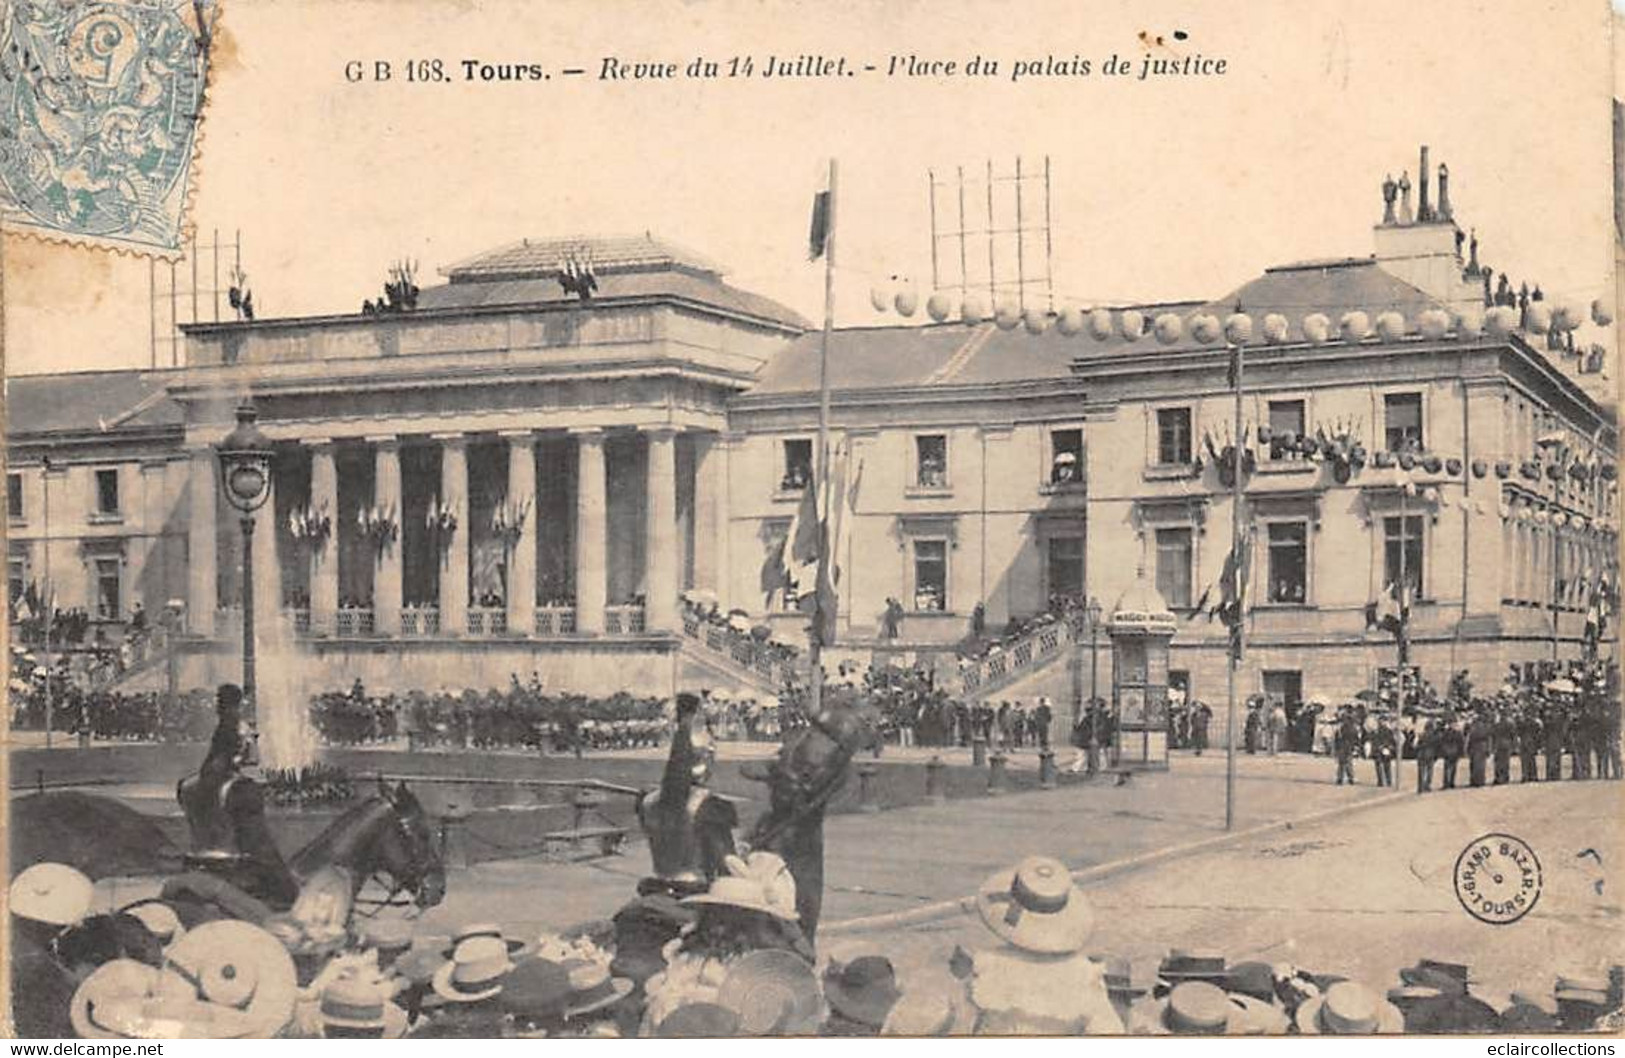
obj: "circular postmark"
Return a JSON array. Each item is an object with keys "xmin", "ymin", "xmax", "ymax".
[{"xmin": 1453, "ymin": 833, "xmax": 1542, "ymax": 925}]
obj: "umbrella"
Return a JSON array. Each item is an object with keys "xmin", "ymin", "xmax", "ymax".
[
  {"xmin": 1308, "ymin": 694, "xmax": 1332, "ymax": 708},
  {"xmin": 1053, "ymin": 452, "xmax": 1077, "ymax": 464},
  {"xmin": 1545, "ymin": 678, "xmax": 1578, "ymax": 694}
]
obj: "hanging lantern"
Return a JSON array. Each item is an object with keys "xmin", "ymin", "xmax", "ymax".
[
  {"xmin": 1154, "ymin": 313, "xmax": 1183, "ymax": 345},
  {"xmin": 1517, "ymin": 507, "xmax": 1532, "ymax": 522},
  {"xmin": 1546, "ymin": 463, "xmax": 1564, "ymax": 482},
  {"xmin": 895, "ymin": 288, "xmax": 919, "ymax": 318},
  {"xmin": 926, "ymin": 291, "xmax": 954, "ymax": 322},
  {"xmin": 1340, "ymin": 311, "xmax": 1371, "ymax": 342},
  {"xmin": 1419, "ymin": 308, "xmax": 1451, "ymax": 340},
  {"xmin": 1023, "ymin": 307, "xmax": 1049, "ymax": 335},
  {"xmin": 1349, "ymin": 444, "xmax": 1367, "ymax": 469},
  {"xmin": 1520, "ymin": 462, "xmax": 1539, "ymax": 481},
  {"xmin": 1376, "ymin": 311, "xmax": 1408, "ymax": 342},
  {"xmin": 1444, "ymin": 457, "xmax": 1462, "ymax": 476},
  {"xmin": 1601, "ymin": 463, "xmax": 1618, "ymax": 482},
  {"xmin": 1485, "ymin": 306, "xmax": 1519, "ymax": 337},
  {"xmin": 1570, "ymin": 462, "xmax": 1589, "ymax": 482},
  {"xmin": 1553, "ymin": 512, "xmax": 1568, "ymax": 528},
  {"xmin": 1494, "ymin": 461, "xmax": 1511, "ymax": 479},
  {"xmin": 870, "ymin": 284, "xmax": 895, "ymax": 313},
  {"xmin": 1455, "ymin": 309, "xmax": 1484, "ymax": 338},
  {"xmin": 1088, "ymin": 308, "xmax": 1115, "ymax": 340},
  {"xmin": 1055, "ymin": 305, "xmax": 1084, "ymax": 335},
  {"xmin": 1262, "ymin": 313, "xmax": 1290, "ymax": 343},
  {"xmin": 1526, "ymin": 302, "xmax": 1552, "ymax": 334},
  {"xmin": 1302, "ymin": 313, "xmax": 1331, "ymax": 344},
  {"xmin": 1591, "ymin": 298, "xmax": 1613, "ymax": 328},
  {"xmin": 1373, "ymin": 450, "xmax": 1395, "ymax": 469},
  {"xmin": 1470, "ymin": 459, "xmax": 1487, "ymax": 479},
  {"xmin": 1223, "ymin": 312, "xmax": 1254, "ymax": 345},
  {"xmin": 1190, "ymin": 313, "xmax": 1222, "ymax": 344},
  {"xmin": 1534, "ymin": 509, "xmax": 1549, "ymax": 525},
  {"xmin": 962, "ymin": 295, "xmax": 989, "ymax": 324},
  {"xmin": 995, "ymin": 298, "xmax": 1022, "ymax": 330},
  {"xmin": 1422, "ymin": 454, "xmax": 1443, "ymax": 475},
  {"xmin": 1119, "ymin": 309, "xmax": 1146, "ymax": 340}
]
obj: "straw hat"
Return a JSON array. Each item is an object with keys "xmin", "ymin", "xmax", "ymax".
[
  {"xmin": 320, "ymin": 973, "xmax": 407, "ymax": 1039},
  {"xmin": 657, "ymin": 1001, "xmax": 741, "ymax": 1037},
  {"xmin": 975, "ymin": 856, "xmax": 1095, "ymax": 955},
  {"xmin": 716, "ymin": 949, "xmax": 821, "ymax": 1035},
  {"xmin": 880, "ymin": 986, "xmax": 974, "ymax": 1036},
  {"xmin": 1296, "ymin": 981, "xmax": 1404, "ymax": 1034},
  {"xmin": 822, "ymin": 956, "xmax": 903, "ymax": 1028},
  {"xmin": 70, "ymin": 960, "xmax": 214, "ymax": 1040},
  {"xmin": 1227, "ymin": 993, "xmax": 1290, "ymax": 1035},
  {"xmin": 1554, "ymin": 973, "xmax": 1612, "ymax": 1006},
  {"xmin": 10, "ymin": 862, "xmax": 94, "ymax": 926},
  {"xmin": 121, "ymin": 900, "xmax": 184, "ymax": 946},
  {"xmin": 1094, "ymin": 955, "xmax": 1146, "ymax": 999},
  {"xmin": 439, "ymin": 922, "xmax": 531, "ymax": 959},
  {"xmin": 432, "ymin": 935, "xmax": 518, "ymax": 1003},
  {"xmin": 164, "ymin": 920, "xmax": 299, "ymax": 1038},
  {"xmin": 1138, "ymin": 981, "xmax": 1244, "ymax": 1034},
  {"xmin": 683, "ymin": 853, "xmax": 800, "ymax": 923},
  {"xmin": 560, "ymin": 958, "xmax": 633, "ymax": 1018}
]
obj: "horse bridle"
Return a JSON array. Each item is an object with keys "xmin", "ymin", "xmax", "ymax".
[{"xmin": 351, "ymin": 799, "xmax": 441, "ymax": 917}]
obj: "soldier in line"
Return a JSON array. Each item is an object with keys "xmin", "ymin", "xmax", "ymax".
[
  {"xmin": 1333, "ymin": 708, "xmax": 1359, "ymax": 785},
  {"xmin": 1466, "ymin": 709, "xmax": 1491, "ymax": 788},
  {"xmin": 1439, "ymin": 718, "xmax": 1465, "ymax": 790},
  {"xmin": 1491, "ymin": 707, "xmax": 1516, "ymax": 785},
  {"xmin": 1414, "ymin": 718, "xmax": 1439, "ymax": 793},
  {"xmin": 1371, "ymin": 715, "xmax": 1398, "ymax": 787},
  {"xmin": 1518, "ymin": 704, "xmax": 1543, "ymax": 783},
  {"xmin": 1544, "ymin": 701, "xmax": 1568, "ymax": 782}
]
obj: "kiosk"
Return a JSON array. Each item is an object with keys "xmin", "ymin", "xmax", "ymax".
[{"xmin": 1108, "ymin": 574, "xmax": 1177, "ymax": 770}]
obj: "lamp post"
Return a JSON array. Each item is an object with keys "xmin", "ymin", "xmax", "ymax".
[
  {"xmin": 216, "ymin": 404, "xmax": 274, "ymax": 709},
  {"xmin": 163, "ymin": 598, "xmax": 185, "ymax": 705},
  {"xmin": 41, "ymin": 455, "xmax": 53, "ymax": 749},
  {"xmin": 1086, "ymin": 595, "xmax": 1103, "ymax": 771}
]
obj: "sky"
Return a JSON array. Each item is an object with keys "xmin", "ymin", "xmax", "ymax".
[{"xmin": 2, "ymin": 0, "xmax": 1618, "ymax": 381}]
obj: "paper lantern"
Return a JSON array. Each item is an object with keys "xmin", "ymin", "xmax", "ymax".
[
  {"xmin": 1055, "ymin": 305, "xmax": 1084, "ymax": 335},
  {"xmin": 1088, "ymin": 308, "xmax": 1115, "ymax": 341},
  {"xmin": 1445, "ymin": 457, "xmax": 1463, "ymax": 477},
  {"xmin": 894, "ymin": 288, "xmax": 919, "ymax": 318},
  {"xmin": 1224, "ymin": 312, "xmax": 1254, "ymax": 345},
  {"xmin": 1303, "ymin": 313, "xmax": 1331, "ymax": 344},
  {"xmin": 1376, "ymin": 311, "xmax": 1408, "ymax": 342},
  {"xmin": 1592, "ymin": 298, "xmax": 1613, "ymax": 328},
  {"xmin": 1494, "ymin": 461, "xmax": 1511, "ymax": 479},
  {"xmin": 1485, "ymin": 306, "xmax": 1519, "ymax": 337},
  {"xmin": 1534, "ymin": 509, "xmax": 1549, "ymax": 525},
  {"xmin": 1399, "ymin": 452, "xmax": 1417, "ymax": 471},
  {"xmin": 1525, "ymin": 302, "xmax": 1552, "ymax": 334},
  {"xmin": 926, "ymin": 291, "xmax": 954, "ymax": 323},
  {"xmin": 962, "ymin": 295, "xmax": 989, "ymax": 324},
  {"xmin": 1471, "ymin": 459, "xmax": 1487, "ymax": 479},
  {"xmin": 1455, "ymin": 309, "xmax": 1484, "ymax": 338},
  {"xmin": 1154, "ymin": 313, "xmax": 1183, "ymax": 345},
  {"xmin": 995, "ymin": 298, "xmax": 1022, "ymax": 330},
  {"xmin": 1552, "ymin": 303, "xmax": 1584, "ymax": 332},
  {"xmin": 1262, "ymin": 313, "xmax": 1290, "ymax": 343},
  {"xmin": 1517, "ymin": 507, "xmax": 1532, "ymax": 522},
  {"xmin": 1190, "ymin": 314, "xmax": 1222, "ymax": 344},
  {"xmin": 1118, "ymin": 309, "xmax": 1146, "ymax": 340},
  {"xmin": 1416, "ymin": 309, "xmax": 1450, "ymax": 340},
  {"xmin": 1023, "ymin": 307, "xmax": 1049, "ymax": 335},
  {"xmin": 1422, "ymin": 454, "xmax": 1443, "ymax": 474},
  {"xmin": 870, "ymin": 285, "xmax": 895, "ymax": 313},
  {"xmin": 1553, "ymin": 512, "xmax": 1568, "ymax": 528},
  {"xmin": 1340, "ymin": 310, "xmax": 1371, "ymax": 342}
]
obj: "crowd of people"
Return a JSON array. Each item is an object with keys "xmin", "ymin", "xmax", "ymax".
[{"xmin": 954, "ymin": 595, "xmax": 1091, "ymax": 663}]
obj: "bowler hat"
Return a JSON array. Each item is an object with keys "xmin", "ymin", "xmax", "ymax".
[
  {"xmin": 497, "ymin": 958, "xmax": 573, "ymax": 1031},
  {"xmin": 975, "ymin": 856, "xmax": 1095, "ymax": 955},
  {"xmin": 1224, "ymin": 961, "xmax": 1278, "ymax": 1003},
  {"xmin": 822, "ymin": 956, "xmax": 903, "ymax": 1028}
]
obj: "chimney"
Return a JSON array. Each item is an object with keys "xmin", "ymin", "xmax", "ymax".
[
  {"xmin": 1437, "ymin": 163, "xmax": 1452, "ymax": 220},
  {"xmin": 1417, "ymin": 146, "xmax": 1431, "ymax": 222}
]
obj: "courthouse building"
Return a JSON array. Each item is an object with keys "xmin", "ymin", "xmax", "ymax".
[{"xmin": 7, "ymin": 156, "xmax": 1618, "ymax": 712}]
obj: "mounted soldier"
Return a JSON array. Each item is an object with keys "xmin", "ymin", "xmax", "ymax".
[{"xmin": 175, "ymin": 684, "xmax": 300, "ymax": 912}]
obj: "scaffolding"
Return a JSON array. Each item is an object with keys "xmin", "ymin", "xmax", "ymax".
[
  {"xmin": 148, "ymin": 228, "xmax": 244, "ymax": 368},
  {"xmin": 927, "ymin": 157, "xmax": 1055, "ymax": 313}
]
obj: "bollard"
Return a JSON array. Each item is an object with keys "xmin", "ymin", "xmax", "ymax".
[
  {"xmin": 407, "ymin": 730, "xmax": 419, "ymax": 753},
  {"xmin": 924, "ymin": 756, "xmax": 947, "ymax": 804},
  {"xmin": 987, "ymin": 752, "xmax": 1007, "ymax": 796},
  {"xmin": 971, "ymin": 735, "xmax": 988, "ymax": 768},
  {"xmin": 1039, "ymin": 750, "xmax": 1057, "ymax": 790},
  {"xmin": 439, "ymin": 805, "xmax": 471, "ymax": 870},
  {"xmin": 855, "ymin": 762, "xmax": 881, "ymax": 813},
  {"xmin": 37, "ymin": 768, "xmax": 45, "ymax": 795},
  {"xmin": 77, "ymin": 729, "xmax": 90, "ymax": 749}
]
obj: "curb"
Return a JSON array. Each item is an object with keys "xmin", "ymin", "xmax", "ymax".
[{"xmin": 820, "ymin": 787, "xmax": 1411, "ymax": 936}]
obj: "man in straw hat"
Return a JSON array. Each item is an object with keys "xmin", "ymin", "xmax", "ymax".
[{"xmin": 10, "ymin": 862, "xmax": 96, "ymax": 1037}]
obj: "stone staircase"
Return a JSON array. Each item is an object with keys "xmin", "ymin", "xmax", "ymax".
[
  {"xmin": 954, "ymin": 612, "xmax": 1087, "ymax": 701},
  {"xmin": 678, "ymin": 611, "xmax": 803, "ymax": 697}
]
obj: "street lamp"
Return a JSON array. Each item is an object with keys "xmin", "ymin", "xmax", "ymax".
[
  {"xmin": 216, "ymin": 403, "xmax": 274, "ymax": 709},
  {"xmin": 1086, "ymin": 595, "xmax": 1103, "ymax": 772}
]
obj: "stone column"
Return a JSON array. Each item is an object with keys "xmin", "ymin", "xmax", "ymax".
[
  {"xmin": 372, "ymin": 437, "xmax": 403, "ymax": 635},
  {"xmin": 187, "ymin": 448, "xmax": 217, "ymax": 636},
  {"xmin": 574, "ymin": 429, "xmax": 607, "ymax": 634},
  {"xmin": 504, "ymin": 431, "xmax": 537, "ymax": 636},
  {"xmin": 309, "ymin": 441, "xmax": 339, "ymax": 635},
  {"xmin": 437, "ymin": 435, "xmax": 470, "ymax": 636},
  {"xmin": 645, "ymin": 427, "xmax": 679, "ymax": 632},
  {"xmin": 692, "ymin": 433, "xmax": 721, "ymax": 595}
]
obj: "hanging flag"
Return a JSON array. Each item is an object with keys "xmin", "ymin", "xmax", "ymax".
[
  {"xmin": 780, "ymin": 476, "xmax": 820, "ymax": 607},
  {"xmin": 808, "ymin": 169, "xmax": 832, "ymax": 261}
]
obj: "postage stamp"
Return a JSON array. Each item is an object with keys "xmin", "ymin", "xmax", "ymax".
[{"xmin": 0, "ymin": 0, "xmax": 212, "ymax": 255}]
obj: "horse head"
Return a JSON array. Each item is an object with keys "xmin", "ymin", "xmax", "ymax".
[
  {"xmin": 373, "ymin": 779, "xmax": 446, "ymax": 910},
  {"xmin": 754, "ymin": 701, "xmax": 880, "ymax": 815}
]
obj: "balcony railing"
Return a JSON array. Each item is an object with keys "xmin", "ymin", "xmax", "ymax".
[
  {"xmin": 604, "ymin": 604, "xmax": 645, "ymax": 635},
  {"xmin": 679, "ymin": 609, "xmax": 801, "ymax": 690},
  {"xmin": 467, "ymin": 607, "xmax": 507, "ymax": 636},
  {"xmin": 286, "ymin": 608, "xmax": 311, "ymax": 635},
  {"xmin": 536, "ymin": 606, "xmax": 576, "ymax": 636},
  {"xmin": 957, "ymin": 610, "xmax": 1088, "ymax": 696},
  {"xmin": 402, "ymin": 605, "xmax": 440, "ymax": 636},
  {"xmin": 336, "ymin": 607, "xmax": 375, "ymax": 637}
]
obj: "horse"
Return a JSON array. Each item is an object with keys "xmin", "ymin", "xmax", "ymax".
[
  {"xmin": 742, "ymin": 694, "xmax": 881, "ymax": 942},
  {"xmin": 12, "ymin": 780, "xmax": 446, "ymax": 927}
]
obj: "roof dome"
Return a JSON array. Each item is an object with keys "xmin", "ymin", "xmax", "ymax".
[{"xmin": 1109, "ymin": 570, "xmax": 1177, "ymax": 635}]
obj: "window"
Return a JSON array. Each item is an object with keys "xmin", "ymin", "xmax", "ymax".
[
  {"xmin": 1268, "ymin": 400, "xmax": 1305, "ymax": 458},
  {"xmin": 1266, "ymin": 521, "xmax": 1308, "ymax": 603},
  {"xmin": 1384, "ymin": 393, "xmax": 1423, "ymax": 453},
  {"xmin": 8, "ymin": 557, "xmax": 24, "ymax": 607},
  {"xmin": 1155, "ymin": 527, "xmax": 1193, "ymax": 609},
  {"xmin": 95, "ymin": 468, "xmax": 120, "ymax": 515},
  {"xmin": 780, "ymin": 439, "xmax": 812, "ymax": 491},
  {"xmin": 912, "ymin": 539, "xmax": 947, "ymax": 611},
  {"xmin": 915, "ymin": 434, "xmax": 948, "ymax": 488},
  {"xmin": 6, "ymin": 473, "xmax": 21, "ymax": 520},
  {"xmin": 1384, "ymin": 515, "xmax": 1424, "ymax": 599},
  {"xmin": 1047, "ymin": 536, "xmax": 1085, "ymax": 602},
  {"xmin": 94, "ymin": 557, "xmax": 121, "ymax": 620},
  {"xmin": 1156, "ymin": 408, "xmax": 1192, "ymax": 465},
  {"xmin": 1050, "ymin": 429, "xmax": 1083, "ymax": 484}
]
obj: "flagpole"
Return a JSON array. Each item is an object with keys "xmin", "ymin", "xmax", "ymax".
[
  {"xmin": 809, "ymin": 158, "xmax": 838, "ymax": 717},
  {"xmin": 1226, "ymin": 342, "xmax": 1243, "ymax": 831}
]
